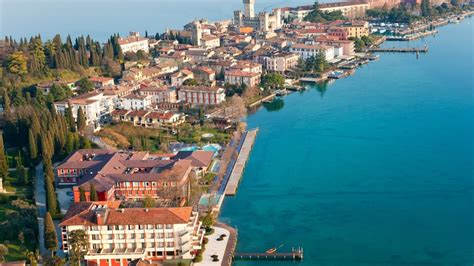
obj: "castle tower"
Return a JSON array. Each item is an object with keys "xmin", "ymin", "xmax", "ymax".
[
  {"xmin": 243, "ymin": 0, "xmax": 255, "ymax": 18},
  {"xmin": 191, "ymin": 21, "xmax": 202, "ymax": 46}
]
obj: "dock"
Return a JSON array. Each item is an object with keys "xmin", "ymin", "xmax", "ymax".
[
  {"xmin": 234, "ymin": 247, "xmax": 304, "ymax": 261},
  {"xmin": 224, "ymin": 128, "xmax": 258, "ymax": 195},
  {"xmin": 368, "ymin": 47, "xmax": 428, "ymax": 53}
]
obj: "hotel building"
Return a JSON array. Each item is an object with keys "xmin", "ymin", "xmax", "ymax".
[{"xmin": 59, "ymin": 201, "xmax": 204, "ymax": 265}]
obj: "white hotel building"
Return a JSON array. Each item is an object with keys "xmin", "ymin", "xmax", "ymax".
[
  {"xmin": 60, "ymin": 201, "xmax": 204, "ymax": 266},
  {"xmin": 289, "ymin": 43, "xmax": 336, "ymax": 61},
  {"xmin": 178, "ymin": 86, "xmax": 226, "ymax": 105}
]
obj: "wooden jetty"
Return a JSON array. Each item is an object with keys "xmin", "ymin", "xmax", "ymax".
[
  {"xmin": 368, "ymin": 47, "xmax": 428, "ymax": 53},
  {"xmin": 234, "ymin": 247, "xmax": 304, "ymax": 261},
  {"xmin": 225, "ymin": 128, "xmax": 258, "ymax": 195}
]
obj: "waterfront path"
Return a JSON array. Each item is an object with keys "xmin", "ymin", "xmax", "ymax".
[
  {"xmin": 225, "ymin": 128, "xmax": 258, "ymax": 195},
  {"xmin": 194, "ymin": 226, "xmax": 230, "ymax": 266}
]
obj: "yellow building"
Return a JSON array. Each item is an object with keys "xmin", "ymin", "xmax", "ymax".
[{"xmin": 343, "ymin": 21, "xmax": 369, "ymax": 38}]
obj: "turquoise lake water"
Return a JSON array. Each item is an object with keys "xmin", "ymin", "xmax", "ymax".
[{"xmin": 220, "ymin": 17, "xmax": 474, "ymax": 266}]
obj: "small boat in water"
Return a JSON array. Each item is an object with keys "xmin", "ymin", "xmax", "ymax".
[{"xmin": 266, "ymin": 244, "xmax": 284, "ymax": 254}]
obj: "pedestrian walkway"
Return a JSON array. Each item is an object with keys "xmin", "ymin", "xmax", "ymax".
[{"xmin": 225, "ymin": 128, "xmax": 258, "ymax": 195}]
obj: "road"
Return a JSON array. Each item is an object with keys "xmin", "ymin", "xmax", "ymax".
[
  {"xmin": 34, "ymin": 162, "xmax": 47, "ymax": 255},
  {"xmin": 34, "ymin": 162, "xmax": 65, "ymax": 257}
]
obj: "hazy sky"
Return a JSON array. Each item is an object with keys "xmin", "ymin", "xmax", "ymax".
[{"xmin": 0, "ymin": 0, "xmax": 319, "ymax": 40}]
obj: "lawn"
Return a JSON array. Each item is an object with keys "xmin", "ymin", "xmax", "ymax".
[{"xmin": 96, "ymin": 122, "xmax": 231, "ymax": 152}]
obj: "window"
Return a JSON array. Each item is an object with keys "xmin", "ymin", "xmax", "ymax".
[
  {"xmin": 128, "ymin": 225, "xmax": 135, "ymax": 230},
  {"xmin": 156, "ymin": 224, "xmax": 163, "ymax": 229},
  {"xmin": 166, "ymin": 224, "xmax": 172, "ymax": 229}
]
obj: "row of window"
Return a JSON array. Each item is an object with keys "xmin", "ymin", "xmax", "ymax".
[
  {"xmin": 91, "ymin": 232, "xmax": 174, "ymax": 240},
  {"xmin": 88, "ymin": 224, "xmax": 173, "ymax": 231},
  {"xmin": 116, "ymin": 181, "xmax": 176, "ymax": 188}
]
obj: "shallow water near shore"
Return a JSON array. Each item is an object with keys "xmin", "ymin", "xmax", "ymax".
[{"xmin": 220, "ymin": 17, "xmax": 474, "ymax": 266}]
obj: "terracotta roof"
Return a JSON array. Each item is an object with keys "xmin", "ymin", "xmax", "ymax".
[
  {"xmin": 173, "ymin": 150, "xmax": 214, "ymax": 168},
  {"xmin": 60, "ymin": 201, "xmax": 192, "ymax": 226},
  {"xmin": 90, "ymin": 76, "xmax": 113, "ymax": 83},
  {"xmin": 111, "ymin": 109, "xmax": 130, "ymax": 116},
  {"xmin": 178, "ymin": 85, "xmax": 224, "ymax": 93},
  {"xmin": 225, "ymin": 70, "xmax": 260, "ymax": 77},
  {"xmin": 118, "ymin": 36, "xmax": 148, "ymax": 45}
]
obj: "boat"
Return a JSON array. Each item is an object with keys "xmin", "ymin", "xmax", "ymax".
[{"xmin": 266, "ymin": 244, "xmax": 284, "ymax": 254}]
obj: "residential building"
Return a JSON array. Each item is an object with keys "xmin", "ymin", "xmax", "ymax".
[
  {"xmin": 89, "ymin": 77, "xmax": 114, "ymax": 89},
  {"xmin": 121, "ymin": 94, "xmax": 152, "ymax": 110},
  {"xmin": 170, "ymin": 69, "xmax": 194, "ymax": 87},
  {"xmin": 263, "ymin": 52, "xmax": 300, "ymax": 72},
  {"xmin": 54, "ymin": 91, "xmax": 108, "ymax": 131},
  {"xmin": 230, "ymin": 60, "xmax": 263, "ymax": 74},
  {"xmin": 290, "ymin": 43, "xmax": 335, "ymax": 61},
  {"xmin": 225, "ymin": 70, "xmax": 261, "ymax": 87},
  {"xmin": 178, "ymin": 86, "xmax": 226, "ymax": 105},
  {"xmin": 59, "ymin": 201, "xmax": 204, "ymax": 265},
  {"xmin": 138, "ymin": 86, "xmax": 177, "ymax": 103},
  {"xmin": 342, "ymin": 21, "xmax": 370, "ymax": 38},
  {"xmin": 201, "ymin": 35, "xmax": 221, "ymax": 48},
  {"xmin": 313, "ymin": 37, "xmax": 355, "ymax": 56},
  {"xmin": 192, "ymin": 66, "xmax": 216, "ymax": 84},
  {"xmin": 111, "ymin": 110, "xmax": 185, "ymax": 129},
  {"xmin": 118, "ymin": 32, "xmax": 149, "ymax": 54}
]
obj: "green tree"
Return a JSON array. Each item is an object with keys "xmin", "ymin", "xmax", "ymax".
[
  {"xmin": 68, "ymin": 230, "xmax": 89, "ymax": 266},
  {"xmin": 0, "ymin": 133, "xmax": 9, "ymax": 179},
  {"xmin": 89, "ymin": 183, "xmax": 98, "ymax": 201},
  {"xmin": 143, "ymin": 195, "xmax": 155, "ymax": 208},
  {"xmin": 261, "ymin": 73, "xmax": 285, "ymax": 90},
  {"xmin": 44, "ymin": 212, "xmax": 58, "ymax": 256},
  {"xmin": 7, "ymin": 51, "xmax": 28, "ymax": 75},
  {"xmin": 46, "ymin": 179, "xmax": 58, "ymax": 215},
  {"xmin": 75, "ymin": 77, "xmax": 94, "ymax": 94},
  {"xmin": 16, "ymin": 161, "xmax": 28, "ymax": 185},
  {"xmin": 183, "ymin": 79, "xmax": 199, "ymax": 86},
  {"xmin": 79, "ymin": 186, "xmax": 86, "ymax": 202},
  {"xmin": 0, "ymin": 244, "xmax": 8, "ymax": 263},
  {"xmin": 66, "ymin": 133, "xmax": 74, "ymax": 154},
  {"xmin": 77, "ymin": 107, "xmax": 86, "ymax": 134},
  {"xmin": 65, "ymin": 107, "xmax": 75, "ymax": 132},
  {"xmin": 28, "ymin": 129, "xmax": 38, "ymax": 161},
  {"xmin": 421, "ymin": 0, "xmax": 431, "ymax": 17}
]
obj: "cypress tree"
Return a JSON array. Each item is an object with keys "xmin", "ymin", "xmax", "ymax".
[
  {"xmin": 46, "ymin": 177, "xmax": 58, "ymax": 215},
  {"xmin": 79, "ymin": 186, "xmax": 86, "ymax": 202},
  {"xmin": 28, "ymin": 129, "xmax": 38, "ymax": 161},
  {"xmin": 16, "ymin": 157, "xmax": 28, "ymax": 185},
  {"xmin": 65, "ymin": 107, "xmax": 75, "ymax": 132},
  {"xmin": 89, "ymin": 183, "xmax": 98, "ymax": 201},
  {"xmin": 77, "ymin": 107, "xmax": 86, "ymax": 134},
  {"xmin": 66, "ymin": 133, "xmax": 74, "ymax": 154},
  {"xmin": 0, "ymin": 133, "xmax": 9, "ymax": 179},
  {"xmin": 44, "ymin": 212, "xmax": 58, "ymax": 255}
]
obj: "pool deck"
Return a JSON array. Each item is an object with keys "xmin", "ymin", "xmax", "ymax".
[{"xmin": 225, "ymin": 128, "xmax": 258, "ymax": 195}]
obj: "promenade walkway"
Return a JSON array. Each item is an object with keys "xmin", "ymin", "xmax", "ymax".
[{"xmin": 225, "ymin": 129, "xmax": 258, "ymax": 195}]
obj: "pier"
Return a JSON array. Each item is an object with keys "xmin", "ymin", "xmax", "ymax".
[
  {"xmin": 368, "ymin": 47, "xmax": 428, "ymax": 53},
  {"xmin": 225, "ymin": 128, "xmax": 258, "ymax": 195},
  {"xmin": 234, "ymin": 247, "xmax": 304, "ymax": 261}
]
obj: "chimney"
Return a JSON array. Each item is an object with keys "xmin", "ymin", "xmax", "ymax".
[
  {"xmin": 96, "ymin": 213, "xmax": 104, "ymax": 225},
  {"xmin": 145, "ymin": 209, "xmax": 149, "ymax": 212}
]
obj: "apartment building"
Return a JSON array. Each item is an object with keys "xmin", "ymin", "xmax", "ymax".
[
  {"xmin": 177, "ymin": 86, "xmax": 226, "ymax": 105},
  {"xmin": 138, "ymin": 86, "xmax": 177, "ymax": 103},
  {"xmin": 290, "ymin": 43, "xmax": 335, "ymax": 61},
  {"xmin": 342, "ymin": 21, "xmax": 370, "ymax": 38},
  {"xmin": 224, "ymin": 70, "xmax": 261, "ymax": 87},
  {"xmin": 263, "ymin": 52, "xmax": 300, "ymax": 72},
  {"xmin": 118, "ymin": 32, "xmax": 149, "ymax": 54},
  {"xmin": 120, "ymin": 94, "xmax": 152, "ymax": 110},
  {"xmin": 59, "ymin": 201, "xmax": 204, "ymax": 265}
]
